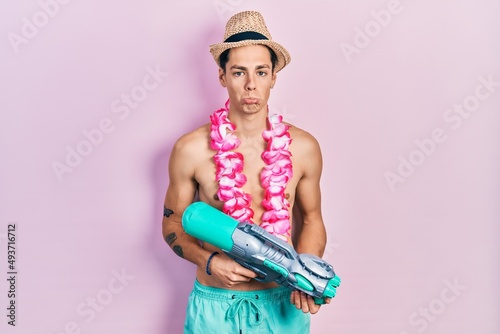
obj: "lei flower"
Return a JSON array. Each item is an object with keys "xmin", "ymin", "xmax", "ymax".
[{"xmin": 210, "ymin": 100, "xmax": 293, "ymax": 239}]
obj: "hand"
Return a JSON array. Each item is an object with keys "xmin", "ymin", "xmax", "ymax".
[
  {"xmin": 290, "ymin": 290, "xmax": 331, "ymax": 314},
  {"xmin": 208, "ymin": 254, "xmax": 257, "ymax": 288}
]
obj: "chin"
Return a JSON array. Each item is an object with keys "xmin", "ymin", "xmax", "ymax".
[{"xmin": 242, "ymin": 103, "xmax": 261, "ymax": 113}]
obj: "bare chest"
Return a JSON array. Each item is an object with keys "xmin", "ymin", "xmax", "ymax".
[{"xmin": 195, "ymin": 145, "xmax": 298, "ymax": 223}]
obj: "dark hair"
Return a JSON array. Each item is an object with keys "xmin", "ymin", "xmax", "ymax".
[{"xmin": 219, "ymin": 46, "xmax": 278, "ymax": 73}]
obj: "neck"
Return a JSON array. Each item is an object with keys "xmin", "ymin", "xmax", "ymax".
[{"xmin": 228, "ymin": 107, "xmax": 268, "ymax": 140}]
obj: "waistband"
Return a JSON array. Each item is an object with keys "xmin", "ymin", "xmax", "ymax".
[{"xmin": 193, "ymin": 280, "xmax": 291, "ymax": 302}]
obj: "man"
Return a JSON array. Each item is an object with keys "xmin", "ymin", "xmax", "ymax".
[{"xmin": 162, "ymin": 11, "xmax": 329, "ymax": 333}]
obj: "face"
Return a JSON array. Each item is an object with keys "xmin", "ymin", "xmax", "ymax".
[{"xmin": 219, "ymin": 45, "xmax": 277, "ymax": 114}]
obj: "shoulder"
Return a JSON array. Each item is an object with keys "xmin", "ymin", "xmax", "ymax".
[
  {"xmin": 170, "ymin": 123, "xmax": 211, "ymax": 167},
  {"xmin": 287, "ymin": 123, "xmax": 322, "ymax": 155},
  {"xmin": 287, "ymin": 123, "xmax": 323, "ymax": 178},
  {"xmin": 172, "ymin": 123, "xmax": 210, "ymax": 154}
]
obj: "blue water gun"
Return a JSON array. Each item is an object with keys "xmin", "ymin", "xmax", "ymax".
[{"xmin": 182, "ymin": 202, "xmax": 341, "ymax": 304}]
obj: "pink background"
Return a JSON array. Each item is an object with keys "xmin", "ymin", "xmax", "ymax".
[{"xmin": 1, "ymin": 1, "xmax": 499, "ymax": 333}]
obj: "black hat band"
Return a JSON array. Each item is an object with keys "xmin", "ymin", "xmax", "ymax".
[{"xmin": 224, "ymin": 31, "xmax": 268, "ymax": 43}]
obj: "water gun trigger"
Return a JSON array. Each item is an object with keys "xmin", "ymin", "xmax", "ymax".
[{"xmin": 227, "ymin": 253, "xmax": 278, "ymax": 282}]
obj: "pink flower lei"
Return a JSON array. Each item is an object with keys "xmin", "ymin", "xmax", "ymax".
[{"xmin": 210, "ymin": 99, "xmax": 293, "ymax": 239}]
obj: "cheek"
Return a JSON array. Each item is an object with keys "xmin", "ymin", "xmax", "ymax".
[
  {"xmin": 224, "ymin": 76, "xmax": 237, "ymax": 86},
  {"xmin": 226, "ymin": 79, "xmax": 245, "ymax": 92},
  {"xmin": 261, "ymin": 76, "xmax": 274, "ymax": 87},
  {"xmin": 225, "ymin": 85, "xmax": 241, "ymax": 99}
]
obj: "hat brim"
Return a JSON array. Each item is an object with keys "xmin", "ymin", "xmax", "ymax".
[{"xmin": 209, "ymin": 40, "xmax": 291, "ymax": 73}]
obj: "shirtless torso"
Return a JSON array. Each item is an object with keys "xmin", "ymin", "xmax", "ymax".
[
  {"xmin": 176, "ymin": 121, "xmax": 315, "ymax": 290},
  {"xmin": 162, "ymin": 43, "xmax": 327, "ymax": 313}
]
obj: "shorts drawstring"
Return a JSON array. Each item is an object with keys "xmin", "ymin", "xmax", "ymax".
[{"xmin": 226, "ymin": 295, "xmax": 263, "ymax": 332}]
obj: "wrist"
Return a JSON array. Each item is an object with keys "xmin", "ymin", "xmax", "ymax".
[{"xmin": 205, "ymin": 251, "xmax": 219, "ymax": 275}]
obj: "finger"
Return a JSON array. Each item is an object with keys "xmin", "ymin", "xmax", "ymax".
[
  {"xmin": 237, "ymin": 267, "xmax": 258, "ymax": 280},
  {"xmin": 226, "ymin": 274, "xmax": 250, "ymax": 285},
  {"xmin": 292, "ymin": 291, "xmax": 301, "ymax": 310},
  {"xmin": 307, "ymin": 295, "xmax": 320, "ymax": 314},
  {"xmin": 234, "ymin": 264, "xmax": 258, "ymax": 279},
  {"xmin": 232, "ymin": 275, "xmax": 252, "ymax": 283},
  {"xmin": 300, "ymin": 292, "xmax": 309, "ymax": 313},
  {"xmin": 290, "ymin": 291, "xmax": 295, "ymax": 305}
]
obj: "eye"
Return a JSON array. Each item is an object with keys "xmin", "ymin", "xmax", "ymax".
[
  {"xmin": 233, "ymin": 71, "xmax": 244, "ymax": 77},
  {"xmin": 257, "ymin": 71, "xmax": 267, "ymax": 77}
]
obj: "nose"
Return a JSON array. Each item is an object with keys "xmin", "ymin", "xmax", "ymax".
[{"xmin": 245, "ymin": 74, "xmax": 256, "ymax": 91}]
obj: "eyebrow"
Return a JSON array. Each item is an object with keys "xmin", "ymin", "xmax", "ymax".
[{"xmin": 230, "ymin": 64, "xmax": 271, "ymax": 71}]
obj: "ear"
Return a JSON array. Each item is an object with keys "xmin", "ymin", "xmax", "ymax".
[{"xmin": 219, "ymin": 68, "xmax": 227, "ymax": 88}]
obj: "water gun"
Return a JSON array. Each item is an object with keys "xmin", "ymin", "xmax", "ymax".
[{"xmin": 182, "ymin": 201, "xmax": 341, "ymax": 304}]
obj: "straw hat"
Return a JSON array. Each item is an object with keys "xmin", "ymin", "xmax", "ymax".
[{"xmin": 209, "ymin": 11, "xmax": 291, "ymax": 72}]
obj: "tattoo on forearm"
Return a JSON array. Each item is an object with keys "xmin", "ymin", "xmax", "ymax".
[
  {"xmin": 163, "ymin": 206, "xmax": 174, "ymax": 218},
  {"xmin": 165, "ymin": 232, "xmax": 177, "ymax": 245},
  {"xmin": 173, "ymin": 245, "xmax": 184, "ymax": 258}
]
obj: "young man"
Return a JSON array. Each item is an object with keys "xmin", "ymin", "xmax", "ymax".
[{"xmin": 162, "ymin": 11, "xmax": 329, "ymax": 333}]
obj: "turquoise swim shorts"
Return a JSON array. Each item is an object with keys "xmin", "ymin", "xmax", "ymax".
[{"xmin": 184, "ymin": 280, "xmax": 310, "ymax": 334}]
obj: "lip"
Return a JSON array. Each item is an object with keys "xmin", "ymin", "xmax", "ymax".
[{"xmin": 242, "ymin": 98, "xmax": 259, "ymax": 104}]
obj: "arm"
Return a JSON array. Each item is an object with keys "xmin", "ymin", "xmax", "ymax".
[
  {"xmin": 162, "ymin": 136, "xmax": 212, "ymax": 269},
  {"xmin": 293, "ymin": 135, "xmax": 326, "ymax": 257},
  {"xmin": 162, "ymin": 134, "xmax": 256, "ymax": 286},
  {"xmin": 291, "ymin": 132, "xmax": 329, "ymax": 313}
]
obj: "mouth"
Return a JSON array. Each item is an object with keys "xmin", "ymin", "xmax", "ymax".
[{"xmin": 242, "ymin": 97, "xmax": 260, "ymax": 104}]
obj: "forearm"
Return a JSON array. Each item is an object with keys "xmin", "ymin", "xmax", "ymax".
[
  {"xmin": 295, "ymin": 218, "xmax": 327, "ymax": 257},
  {"xmin": 162, "ymin": 218, "xmax": 211, "ymax": 269}
]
